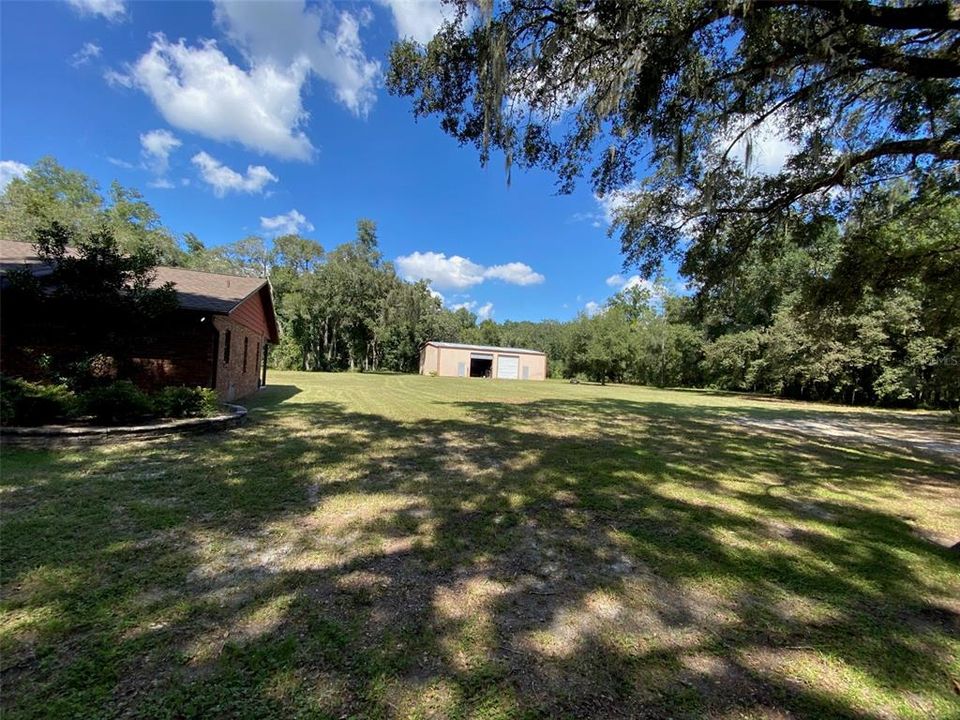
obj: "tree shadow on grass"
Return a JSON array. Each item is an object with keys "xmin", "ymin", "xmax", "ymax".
[
  {"xmin": 246, "ymin": 383, "xmax": 303, "ymax": 408},
  {"xmin": 1, "ymin": 388, "xmax": 958, "ymax": 719}
]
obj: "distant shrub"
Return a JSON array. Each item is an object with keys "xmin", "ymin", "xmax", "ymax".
[
  {"xmin": 79, "ymin": 381, "xmax": 152, "ymax": 425},
  {"xmin": 153, "ymin": 386, "xmax": 219, "ymax": 419},
  {"xmin": 428, "ymin": 370, "xmax": 438, "ymax": 377},
  {"xmin": 0, "ymin": 377, "xmax": 78, "ymax": 426}
]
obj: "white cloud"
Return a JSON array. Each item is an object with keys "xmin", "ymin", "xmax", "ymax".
[
  {"xmin": 67, "ymin": 0, "xmax": 125, "ymax": 21},
  {"xmin": 260, "ymin": 209, "xmax": 314, "ymax": 236},
  {"xmin": 713, "ymin": 110, "xmax": 802, "ymax": 176},
  {"xmin": 606, "ymin": 273, "xmax": 655, "ymax": 294},
  {"xmin": 213, "ymin": 0, "xmax": 380, "ymax": 116},
  {"xmin": 0, "ymin": 160, "xmax": 30, "ymax": 192},
  {"xmin": 584, "ymin": 301, "xmax": 602, "ymax": 317},
  {"xmin": 597, "ymin": 183, "xmax": 642, "ymax": 225},
  {"xmin": 103, "ymin": 68, "xmax": 133, "ymax": 88},
  {"xmin": 140, "ymin": 129, "xmax": 181, "ymax": 176},
  {"xmin": 114, "ymin": 34, "xmax": 314, "ymax": 161},
  {"xmin": 570, "ymin": 210, "xmax": 603, "ymax": 228},
  {"xmin": 147, "ymin": 178, "xmax": 175, "ymax": 189},
  {"xmin": 575, "ymin": 182, "xmax": 642, "ymax": 228},
  {"xmin": 429, "ymin": 288, "xmax": 445, "ymax": 303},
  {"xmin": 108, "ymin": 2, "xmax": 382, "ymax": 160},
  {"xmin": 476, "ymin": 302, "xmax": 494, "ymax": 320},
  {"xmin": 395, "ymin": 251, "xmax": 545, "ymax": 290},
  {"xmin": 483, "ymin": 262, "xmax": 545, "ymax": 286},
  {"xmin": 378, "ymin": 0, "xmax": 450, "ymax": 44},
  {"xmin": 70, "ymin": 42, "xmax": 102, "ymax": 67},
  {"xmin": 191, "ymin": 151, "xmax": 278, "ymax": 196},
  {"xmin": 395, "ymin": 252, "xmax": 486, "ymax": 289},
  {"xmin": 448, "ymin": 299, "xmax": 493, "ymax": 319},
  {"xmin": 111, "ymin": 2, "xmax": 382, "ymax": 159},
  {"xmin": 107, "ymin": 156, "xmax": 135, "ymax": 169}
]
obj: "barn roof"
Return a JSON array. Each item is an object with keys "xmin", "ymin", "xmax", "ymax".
[
  {"xmin": 424, "ymin": 341, "xmax": 546, "ymax": 356},
  {"xmin": 0, "ymin": 240, "xmax": 279, "ymax": 342}
]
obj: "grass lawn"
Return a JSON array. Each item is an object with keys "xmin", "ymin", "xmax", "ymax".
[{"xmin": 2, "ymin": 372, "xmax": 959, "ymax": 719}]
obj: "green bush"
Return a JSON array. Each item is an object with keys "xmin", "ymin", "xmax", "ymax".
[
  {"xmin": 78, "ymin": 381, "xmax": 153, "ymax": 425},
  {"xmin": 0, "ymin": 377, "xmax": 78, "ymax": 426},
  {"xmin": 1, "ymin": 378, "xmax": 222, "ymax": 427},
  {"xmin": 153, "ymin": 386, "xmax": 219, "ymax": 419}
]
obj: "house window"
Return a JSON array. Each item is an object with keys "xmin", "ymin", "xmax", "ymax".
[
  {"xmin": 223, "ymin": 330, "xmax": 231, "ymax": 363},
  {"xmin": 243, "ymin": 336, "xmax": 249, "ymax": 373}
]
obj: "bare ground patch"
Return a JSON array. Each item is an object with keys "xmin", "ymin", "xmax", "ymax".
[{"xmin": 735, "ymin": 412, "xmax": 960, "ymax": 460}]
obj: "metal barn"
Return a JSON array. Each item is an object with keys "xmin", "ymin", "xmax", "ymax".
[{"xmin": 419, "ymin": 341, "xmax": 547, "ymax": 380}]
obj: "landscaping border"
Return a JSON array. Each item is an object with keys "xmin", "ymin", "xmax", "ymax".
[{"xmin": 1, "ymin": 404, "xmax": 247, "ymax": 446}]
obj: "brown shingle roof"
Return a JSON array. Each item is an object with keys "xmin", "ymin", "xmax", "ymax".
[
  {"xmin": 0, "ymin": 240, "xmax": 268, "ymax": 315},
  {"xmin": 0, "ymin": 239, "xmax": 72, "ymax": 278},
  {"xmin": 152, "ymin": 266, "xmax": 267, "ymax": 314}
]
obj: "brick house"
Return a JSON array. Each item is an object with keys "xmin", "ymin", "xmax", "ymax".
[{"xmin": 0, "ymin": 240, "xmax": 279, "ymax": 401}]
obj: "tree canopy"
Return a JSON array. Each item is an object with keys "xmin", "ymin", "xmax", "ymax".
[
  {"xmin": 0, "ymin": 157, "xmax": 185, "ymax": 265},
  {"xmin": 387, "ymin": 0, "xmax": 959, "ymax": 286}
]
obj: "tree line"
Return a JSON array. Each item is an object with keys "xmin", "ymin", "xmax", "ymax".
[{"xmin": 1, "ymin": 158, "xmax": 956, "ymax": 408}]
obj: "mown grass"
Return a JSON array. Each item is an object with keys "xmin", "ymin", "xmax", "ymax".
[{"xmin": 2, "ymin": 372, "xmax": 958, "ymax": 719}]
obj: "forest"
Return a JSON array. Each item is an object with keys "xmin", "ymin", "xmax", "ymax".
[{"xmin": 1, "ymin": 157, "xmax": 957, "ymax": 408}]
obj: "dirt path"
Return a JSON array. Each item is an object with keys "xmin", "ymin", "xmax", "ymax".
[{"xmin": 736, "ymin": 412, "xmax": 960, "ymax": 461}]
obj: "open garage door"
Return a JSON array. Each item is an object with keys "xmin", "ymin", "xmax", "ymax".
[{"xmin": 496, "ymin": 355, "xmax": 519, "ymax": 379}]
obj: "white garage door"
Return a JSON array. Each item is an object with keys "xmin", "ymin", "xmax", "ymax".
[{"xmin": 497, "ymin": 355, "xmax": 519, "ymax": 379}]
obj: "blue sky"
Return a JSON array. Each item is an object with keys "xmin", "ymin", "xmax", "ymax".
[{"xmin": 0, "ymin": 0, "xmax": 667, "ymax": 322}]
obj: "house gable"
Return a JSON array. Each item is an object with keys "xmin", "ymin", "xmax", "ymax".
[{"xmin": 229, "ymin": 285, "xmax": 279, "ymax": 343}]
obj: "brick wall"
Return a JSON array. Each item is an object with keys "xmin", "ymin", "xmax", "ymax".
[
  {"xmin": 129, "ymin": 314, "xmax": 215, "ymax": 390},
  {"xmin": 212, "ymin": 316, "xmax": 267, "ymax": 401}
]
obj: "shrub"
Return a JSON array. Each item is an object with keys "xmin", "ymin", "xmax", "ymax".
[
  {"xmin": 79, "ymin": 381, "xmax": 152, "ymax": 425},
  {"xmin": 2, "ymin": 378, "xmax": 221, "ymax": 427},
  {"xmin": 0, "ymin": 377, "xmax": 78, "ymax": 426},
  {"xmin": 153, "ymin": 386, "xmax": 219, "ymax": 419},
  {"xmin": 61, "ymin": 354, "xmax": 117, "ymax": 391}
]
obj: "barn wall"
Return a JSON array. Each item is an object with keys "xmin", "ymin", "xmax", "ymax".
[
  {"xmin": 419, "ymin": 344, "xmax": 439, "ymax": 375},
  {"xmin": 421, "ymin": 344, "xmax": 546, "ymax": 381},
  {"xmin": 520, "ymin": 354, "xmax": 547, "ymax": 381},
  {"xmin": 437, "ymin": 347, "xmax": 468, "ymax": 377}
]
